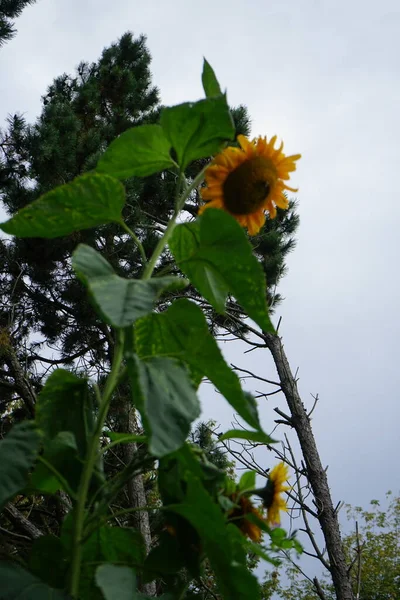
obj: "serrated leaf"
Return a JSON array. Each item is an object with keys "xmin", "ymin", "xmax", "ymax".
[
  {"xmin": 202, "ymin": 59, "xmax": 222, "ymax": 97},
  {"xmin": 160, "ymin": 96, "xmax": 234, "ymax": 169},
  {"xmin": 126, "ymin": 355, "xmax": 200, "ymax": 457},
  {"xmin": 73, "ymin": 244, "xmax": 187, "ymax": 328},
  {"xmin": 135, "ymin": 299, "xmax": 260, "ymax": 429},
  {"xmin": 0, "ymin": 173, "xmax": 125, "ymax": 238},
  {"xmin": 169, "ymin": 208, "xmax": 275, "ymax": 332},
  {"xmin": 97, "ymin": 124, "xmax": 174, "ymax": 179},
  {"xmin": 35, "ymin": 369, "xmax": 93, "ymax": 458},
  {"xmin": 168, "ymin": 474, "xmax": 261, "ymax": 600},
  {"xmin": 0, "ymin": 421, "xmax": 41, "ymax": 510}
]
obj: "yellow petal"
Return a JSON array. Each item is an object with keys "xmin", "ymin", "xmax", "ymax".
[
  {"xmin": 201, "ymin": 188, "xmax": 223, "ymax": 201},
  {"xmin": 247, "ymin": 211, "xmax": 265, "ymax": 235},
  {"xmin": 272, "ymin": 140, "xmax": 284, "ymax": 159},
  {"xmin": 268, "ymin": 203, "xmax": 277, "ymax": 219},
  {"xmin": 237, "ymin": 134, "xmax": 252, "ymax": 152},
  {"xmin": 234, "ymin": 214, "xmax": 247, "ymax": 227},
  {"xmin": 206, "ymin": 164, "xmax": 228, "ymax": 177},
  {"xmin": 213, "ymin": 150, "xmax": 240, "ymax": 169},
  {"xmin": 277, "ymin": 154, "xmax": 301, "ymax": 167},
  {"xmin": 274, "ymin": 195, "xmax": 289, "ymax": 209},
  {"xmin": 198, "ymin": 199, "xmax": 224, "ymax": 214},
  {"xmin": 282, "ymin": 183, "xmax": 298, "ymax": 193}
]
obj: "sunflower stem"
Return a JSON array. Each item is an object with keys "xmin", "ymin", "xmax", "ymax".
[
  {"xmin": 119, "ymin": 220, "xmax": 147, "ymax": 266},
  {"xmin": 69, "ymin": 330, "xmax": 125, "ymax": 598},
  {"xmin": 141, "ymin": 164, "xmax": 208, "ymax": 281}
]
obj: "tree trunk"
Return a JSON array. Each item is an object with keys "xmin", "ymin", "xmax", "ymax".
[
  {"xmin": 3, "ymin": 344, "xmax": 36, "ymax": 416},
  {"xmin": 122, "ymin": 401, "xmax": 156, "ymax": 597},
  {"xmin": 264, "ymin": 332, "xmax": 354, "ymax": 600}
]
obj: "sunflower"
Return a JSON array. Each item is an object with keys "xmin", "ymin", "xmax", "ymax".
[
  {"xmin": 263, "ymin": 462, "xmax": 290, "ymax": 526},
  {"xmin": 228, "ymin": 493, "xmax": 265, "ymax": 542},
  {"xmin": 199, "ymin": 135, "xmax": 301, "ymax": 235}
]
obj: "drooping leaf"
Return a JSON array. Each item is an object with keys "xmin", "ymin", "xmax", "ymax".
[
  {"xmin": 0, "ymin": 173, "xmax": 125, "ymax": 238},
  {"xmin": 126, "ymin": 354, "xmax": 200, "ymax": 457},
  {"xmin": 0, "ymin": 421, "xmax": 41, "ymax": 510},
  {"xmin": 135, "ymin": 299, "xmax": 260, "ymax": 429},
  {"xmin": 97, "ymin": 124, "xmax": 174, "ymax": 179},
  {"xmin": 160, "ymin": 96, "xmax": 234, "ymax": 169},
  {"xmin": 0, "ymin": 562, "xmax": 70, "ymax": 599},
  {"xmin": 169, "ymin": 208, "xmax": 275, "ymax": 332},
  {"xmin": 35, "ymin": 369, "xmax": 93, "ymax": 458},
  {"xmin": 95, "ymin": 565, "xmax": 138, "ymax": 600},
  {"xmin": 72, "ymin": 244, "xmax": 187, "ymax": 328},
  {"xmin": 168, "ymin": 474, "xmax": 261, "ymax": 600},
  {"xmin": 219, "ymin": 429, "xmax": 276, "ymax": 444},
  {"xmin": 202, "ymin": 59, "xmax": 222, "ymax": 97}
]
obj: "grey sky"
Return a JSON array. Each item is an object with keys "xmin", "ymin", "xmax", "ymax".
[{"xmin": 1, "ymin": 0, "xmax": 400, "ymax": 584}]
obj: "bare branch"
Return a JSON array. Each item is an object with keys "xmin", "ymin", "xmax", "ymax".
[
  {"xmin": 230, "ymin": 364, "xmax": 281, "ymax": 387},
  {"xmin": 4, "ymin": 503, "xmax": 43, "ymax": 540}
]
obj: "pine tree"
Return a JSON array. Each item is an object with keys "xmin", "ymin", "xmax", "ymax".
[{"xmin": 0, "ymin": 0, "xmax": 35, "ymax": 46}]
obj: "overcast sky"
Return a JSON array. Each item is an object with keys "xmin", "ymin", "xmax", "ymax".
[{"xmin": 1, "ymin": 0, "xmax": 399, "ymax": 585}]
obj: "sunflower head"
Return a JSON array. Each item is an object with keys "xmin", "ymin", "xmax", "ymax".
[
  {"xmin": 199, "ymin": 135, "xmax": 301, "ymax": 235},
  {"xmin": 263, "ymin": 462, "xmax": 290, "ymax": 526},
  {"xmin": 228, "ymin": 493, "xmax": 265, "ymax": 542}
]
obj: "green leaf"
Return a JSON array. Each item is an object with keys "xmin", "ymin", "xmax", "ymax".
[
  {"xmin": 268, "ymin": 527, "xmax": 302, "ymax": 552},
  {"xmin": 72, "ymin": 244, "xmax": 187, "ymax": 328},
  {"xmin": 35, "ymin": 369, "xmax": 93, "ymax": 458},
  {"xmin": 239, "ymin": 471, "xmax": 257, "ymax": 492},
  {"xmin": 135, "ymin": 299, "xmax": 260, "ymax": 429},
  {"xmin": 97, "ymin": 124, "xmax": 174, "ymax": 179},
  {"xmin": 144, "ymin": 531, "xmax": 189, "ymax": 578},
  {"xmin": 95, "ymin": 565, "xmax": 138, "ymax": 600},
  {"xmin": 29, "ymin": 535, "xmax": 68, "ymax": 589},
  {"xmin": 0, "ymin": 173, "xmax": 125, "ymax": 238},
  {"xmin": 160, "ymin": 96, "xmax": 234, "ymax": 169},
  {"xmin": 202, "ymin": 59, "xmax": 222, "ymax": 97},
  {"xmin": 219, "ymin": 429, "xmax": 276, "ymax": 444},
  {"xmin": 0, "ymin": 421, "xmax": 41, "ymax": 510},
  {"xmin": 29, "ymin": 432, "xmax": 81, "ymax": 496},
  {"xmin": 169, "ymin": 208, "xmax": 275, "ymax": 332},
  {"xmin": 218, "ymin": 494, "xmax": 237, "ymax": 511},
  {"xmin": 126, "ymin": 355, "xmax": 200, "ymax": 457},
  {"xmin": 0, "ymin": 562, "xmax": 69, "ymax": 599},
  {"xmin": 168, "ymin": 474, "xmax": 261, "ymax": 600},
  {"xmin": 244, "ymin": 539, "xmax": 280, "ymax": 567},
  {"xmin": 61, "ymin": 522, "xmax": 145, "ymax": 600}
]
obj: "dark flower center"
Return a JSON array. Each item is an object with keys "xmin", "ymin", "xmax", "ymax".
[{"xmin": 223, "ymin": 156, "xmax": 277, "ymax": 215}]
